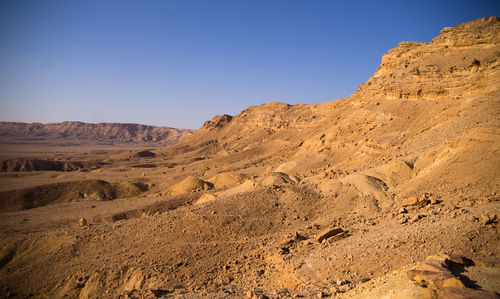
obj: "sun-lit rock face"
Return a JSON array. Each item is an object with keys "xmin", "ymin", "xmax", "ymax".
[
  {"xmin": 200, "ymin": 114, "xmax": 233, "ymax": 131},
  {"xmin": 173, "ymin": 18, "xmax": 500, "ymax": 160},
  {"xmin": 353, "ymin": 16, "xmax": 500, "ymax": 101}
]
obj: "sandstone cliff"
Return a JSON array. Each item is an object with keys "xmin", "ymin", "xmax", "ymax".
[{"xmin": 353, "ymin": 16, "xmax": 500, "ymax": 101}]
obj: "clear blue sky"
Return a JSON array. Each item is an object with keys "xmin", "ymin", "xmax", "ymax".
[{"xmin": 0, "ymin": 0, "xmax": 498, "ymax": 129}]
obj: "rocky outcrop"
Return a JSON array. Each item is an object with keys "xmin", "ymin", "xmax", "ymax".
[
  {"xmin": 407, "ymin": 254, "xmax": 500, "ymax": 298},
  {"xmin": 166, "ymin": 18, "xmax": 500, "ymax": 190},
  {"xmin": 353, "ymin": 16, "xmax": 500, "ymax": 101},
  {"xmin": 201, "ymin": 114, "xmax": 233, "ymax": 131}
]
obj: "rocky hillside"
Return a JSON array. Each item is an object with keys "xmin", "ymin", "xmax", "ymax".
[
  {"xmin": 0, "ymin": 17, "xmax": 499, "ymax": 299},
  {"xmin": 175, "ymin": 16, "xmax": 499, "ymax": 150},
  {"xmin": 165, "ymin": 17, "xmax": 500, "ymax": 204},
  {"xmin": 353, "ymin": 16, "xmax": 500, "ymax": 101},
  {"xmin": 0, "ymin": 121, "xmax": 194, "ymax": 145}
]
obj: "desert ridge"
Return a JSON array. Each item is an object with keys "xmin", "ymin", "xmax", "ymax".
[{"xmin": 0, "ymin": 121, "xmax": 194, "ymax": 145}]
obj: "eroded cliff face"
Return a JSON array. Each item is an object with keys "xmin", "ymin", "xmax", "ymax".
[
  {"xmin": 353, "ymin": 16, "xmax": 500, "ymax": 101},
  {"xmin": 174, "ymin": 17, "xmax": 499, "ymax": 153},
  {"xmin": 165, "ymin": 16, "xmax": 500, "ymax": 201}
]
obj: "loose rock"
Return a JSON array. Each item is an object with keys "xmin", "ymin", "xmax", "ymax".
[
  {"xmin": 316, "ymin": 227, "xmax": 344, "ymax": 244},
  {"xmin": 79, "ymin": 218, "xmax": 88, "ymax": 226}
]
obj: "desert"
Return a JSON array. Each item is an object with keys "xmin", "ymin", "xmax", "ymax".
[{"xmin": 0, "ymin": 16, "xmax": 499, "ymax": 299}]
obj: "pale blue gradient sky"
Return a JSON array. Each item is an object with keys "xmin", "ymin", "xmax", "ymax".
[{"xmin": 0, "ymin": 0, "xmax": 498, "ymax": 129}]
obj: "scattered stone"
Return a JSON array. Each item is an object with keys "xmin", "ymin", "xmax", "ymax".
[
  {"xmin": 279, "ymin": 247, "xmax": 290, "ymax": 255},
  {"xmin": 294, "ymin": 232, "xmax": 308, "ymax": 241},
  {"xmin": 329, "ymin": 286, "xmax": 339, "ymax": 295},
  {"xmin": 409, "ymin": 214, "xmax": 423, "ymax": 223},
  {"xmin": 398, "ymin": 215, "xmax": 409, "ymax": 224},
  {"xmin": 282, "ymin": 232, "xmax": 308, "ymax": 246},
  {"xmin": 336, "ymin": 279, "xmax": 349, "ymax": 286},
  {"xmin": 429, "ymin": 197, "xmax": 440, "ymax": 205},
  {"xmin": 402, "ymin": 196, "xmax": 419, "ymax": 207},
  {"xmin": 481, "ymin": 214, "xmax": 498, "ymax": 225},
  {"xmin": 402, "ymin": 194, "xmax": 433, "ymax": 207},
  {"xmin": 467, "ymin": 215, "xmax": 476, "ymax": 222},
  {"xmin": 79, "ymin": 218, "xmax": 88, "ymax": 226},
  {"xmin": 316, "ymin": 227, "xmax": 344, "ymax": 244},
  {"xmin": 398, "ymin": 207, "xmax": 408, "ymax": 214}
]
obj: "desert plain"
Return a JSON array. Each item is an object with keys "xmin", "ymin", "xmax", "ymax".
[{"xmin": 0, "ymin": 17, "xmax": 499, "ymax": 298}]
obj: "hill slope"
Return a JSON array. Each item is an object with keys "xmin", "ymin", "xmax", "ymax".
[{"xmin": 163, "ymin": 16, "xmax": 499, "ymax": 201}]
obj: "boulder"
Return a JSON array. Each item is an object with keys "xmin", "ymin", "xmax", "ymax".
[
  {"xmin": 407, "ymin": 269, "xmax": 463, "ymax": 289},
  {"xmin": 315, "ymin": 227, "xmax": 344, "ymax": 244},
  {"xmin": 79, "ymin": 218, "xmax": 88, "ymax": 226},
  {"xmin": 402, "ymin": 196, "xmax": 419, "ymax": 207},
  {"xmin": 419, "ymin": 260, "xmax": 450, "ymax": 273}
]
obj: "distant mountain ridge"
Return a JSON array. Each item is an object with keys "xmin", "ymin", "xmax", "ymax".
[{"xmin": 0, "ymin": 121, "xmax": 194, "ymax": 145}]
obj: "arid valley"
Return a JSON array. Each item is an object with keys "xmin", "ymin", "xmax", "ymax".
[{"xmin": 1, "ymin": 17, "xmax": 499, "ymax": 298}]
